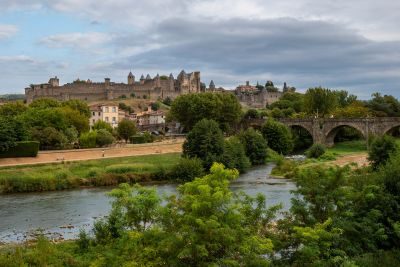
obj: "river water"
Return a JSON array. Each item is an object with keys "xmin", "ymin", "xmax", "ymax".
[{"xmin": 0, "ymin": 164, "xmax": 295, "ymax": 243}]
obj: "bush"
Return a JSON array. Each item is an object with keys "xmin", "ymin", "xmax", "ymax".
[
  {"xmin": 92, "ymin": 120, "xmax": 113, "ymax": 133},
  {"xmin": 221, "ymin": 137, "xmax": 251, "ymax": 172},
  {"xmin": 238, "ymin": 128, "xmax": 268, "ymax": 165},
  {"xmin": 117, "ymin": 119, "xmax": 137, "ymax": 142},
  {"xmin": 368, "ymin": 135, "xmax": 398, "ymax": 170},
  {"xmin": 30, "ymin": 126, "xmax": 68, "ymax": 150},
  {"xmin": 170, "ymin": 157, "xmax": 205, "ymax": 182},
  {"xmin": 96, "ymin": 129, "xmax": 115, "ymax": 147},
  {"xmin": 79, "ymin": 131, "xmax": 97, "ymax": 148},
  {"xmin": 261, "ymin": 119, "xmax": 293, "ymax": 155},
  {"xmin": 130, "ymin": 135, "xmax": 146, "ymax": 144},
  {"xmin": 306, "ymin": 143, "xmax": 326, "ymax": 158},
  {"xmin": 0, "ymin": 141, "xmax": 39, "ymax": 158}
]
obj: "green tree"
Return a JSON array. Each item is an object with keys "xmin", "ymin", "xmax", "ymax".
[
  {"xmin": 62, "ymin": 99, "xmax": 91, "ymax": 118},
  {"xmin": 170, "ymin": 157, "xmax": 205, "ymax": 182},
  {"xmin": 29, "ymin": 98, "xmax": 60, "ymax": 109},
  {"xmin": 151, "ymin": 102, "xmax": 160, "ymax": 111},
  {"xmin": 117, "ymin": 119, "xmax": 137, "ymax": 142},
  {"xmin": 238, "ymin": 128, "xmax": 268, "ymax": 165},
  {"xmin": 92, "ymin": 120, "xmax": 113, "ymax": 133},
  {"xmin": 183, "ymin": 119, "xmax": 224, "ymax": 169},
  {"xmin": 304, "ymin": 87, "xmax": 338, "ymax": 117},
  {"xmin": 79, "ymin": 131, "xmax": 98, "ymax": 148},
  {"xmin": 244, "ymin": 109, "xmax": 260, "ymax": 119},
  {"xmin": 30, "ymin": 127, "xmax": 68, "ymax": 150},
  {"xmin": 366, "ymin": 93, "xmax": 400, "ymax": 117},
  {"xmin": 169, "ymin": 92, "xmax": 242, "ymax": 132},
  {"xmin": 0, "ymin": 117, "xmax": 17, "ymax": 151},
  {"xmin": 368, "ymin": 135, "xmax": 398, "ymax": 169},
  {"xmin": 334, "ymin": 90, "xmax": 357, "ymax": 108},
  {"xmin": 261, "ymin": 119, "xmax": 294, "ymax": 155},
  {"xmin": 0, "ymin": 101, "xmax": 27, "ymax": 117},
  {"xmin": 221, "ymin": 136, "xmax": 251, "ymax": 172},
  {"xmin": 96, "ymin": 129, "xmax": 115, "ymax": 147}
]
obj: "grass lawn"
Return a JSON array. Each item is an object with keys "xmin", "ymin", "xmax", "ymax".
[
  {"xmin": 326, "ymin": 140, "xmax": 367, "ymax": 155},
  {"xmin": 0, "ymin": 153, "xmax": 181, "ymax": 194}
]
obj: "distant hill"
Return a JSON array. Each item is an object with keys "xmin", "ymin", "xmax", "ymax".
[{"xmin": 0, "ymin": 94, "xmax": 26, "ymax": 101}]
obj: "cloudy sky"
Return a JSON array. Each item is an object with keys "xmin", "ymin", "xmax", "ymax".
[{"xmin": 0, "ymin": 0, "xmax": 400, "ymax": 98}]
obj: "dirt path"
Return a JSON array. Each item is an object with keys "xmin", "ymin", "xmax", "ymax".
[
  {"xmin": 0, "ymin": 140, "xmax": 184, "ymax": 167},
  {"xmin": 331, "ymin": 152, "xmax": 369, "ymax": 167}
]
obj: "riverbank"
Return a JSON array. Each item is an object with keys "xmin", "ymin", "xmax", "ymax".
[{"xmin": 0, "ymin": 153, "xmax": 181, "ymax": 194}]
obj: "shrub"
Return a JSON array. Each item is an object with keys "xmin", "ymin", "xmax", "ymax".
[
  {"xmin": 368, "ymin": 135, "xmax": 398, "ymax": 170},
  {"xmin": 30, "ymin": 127, "xmax": 68, "ymax": 150},
  {"xmin": 306, "ymin": 143, "xmax": 326, "ymax": 158},
  {"xmin": 79, "ymin": 131, "xmax": 97, "ymax": 148},
  {"xmin": 261, "ymin": 119, "xmax": 294, "ymax": 155},
  {"xmin": 238, "ymin": 128, "xmax": 268, "ymax": 165},
  {"xmin": 130, "ymin": 135, "xmax": 147, "ymax": 144},
  {"xmin": 96, "ymin": 129, "xmax": 115, "ymax": 147},
  {"xmin": 221, "ymin": 137, "xmax": 251, "ymax": 173},
  {"xmin": 170, "ymin": 157, "xmax": 205, "ymax": 182},
  {"xmin": 92, "ymin": 120, "xmax": 113, "ymax": 133},
  {"xmin": 0, "ymin": 141, "xmax": 39, "ymax": 158}
]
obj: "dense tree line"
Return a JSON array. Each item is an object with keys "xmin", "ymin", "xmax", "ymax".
[{"xmin": 0, "ymin": 98, "xmax": 138, "ymax": 151}]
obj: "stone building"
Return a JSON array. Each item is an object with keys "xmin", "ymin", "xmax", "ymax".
[
  {"xmin": 235, "ymin": 81, "xmax": 283, "ymax": 108},
  {"xmin": 89, "ymin": 104, "xmax": 121, "ymax": 129},
  {"xmin": 25, "ymin": 70, "xmax": 202, "ymax": 104}
]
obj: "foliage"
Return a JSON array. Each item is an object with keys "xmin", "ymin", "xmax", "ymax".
[
  {"xmin": 162, "ymin": 96, "xmax": 172, "ymax": 106},
  {"xmin": 0, "ymin": 101, "xmax": 27, "ymax": 117},
  {"xmin": 304, "ymin": 87, "xmax": 338, "ymax": 116},
  {"xmin": 79, "ymin": 131, "xmax": 98, "ymax": 148},
  {"xmin": 92, "ymin": 120, "xmax": 113, "ymax": 133},
  {"xmin": 30, "ymin": 127, "xmax": 68, "ymax": 150},
  {"xmin": 221, "ymin": 136, "xmax": 251, "ymax": 172},
  {"xmin": 29, "ymin": 98, "xmax": 60, "ymax": 109},
  {"xmin": 0, "ymin": 141, "xmax": 39, "ymax": 158},
  {"xmin": 238, "ymin": 128, "xmax": 268, "ymax": 165},
  {"xmin": 96, "ymin": 129, "xmax": 115, "ymax": 147},
  {"xmin": 261, "ymin": 119, "xmax": 294, "ymax": 155},
  {"xmin": 333, "ymin": 101, "xmax": 371, "ymax": 118},
  {"xmin": 183, "ymin": 119, "xmax": 224, "ymax": 169},
  {"xmin": 335, "ymin": 90, "xmax": 357, "ymax": 108},
  {"xmin": 306, "ymin": 143, "xmax": 326, "ymax": 158},
  {"xmin": 62, "ymin": 99, "xmax": 91, "ymax": 118},
  {"xmin": 169, "ymin": 157, "xmax": 205, "ymax": 182},
  {"xmin": 291, "ymin": 126, "xmax": 313, "ymax": 152},
  {"xmin": 368, "ymin": 135, "xmax": 398, "ymax": 169},
  {"xmin": 117, "ymin": 119, "xmax": 137, "ymax": 142},
  {"xmin": 366, "ymin": 92, "xmax": 400, "ymax": 117},
  {"xmin": 244, "ymin": 108, "xmax": 260, "ymax": 119},
  {"xmin": 118, "ymin": 102, "xmax": 132, "ymax": 113},
  {"xmin": 151, "ymin": 102, "xmax": 160, "ymax": 111},
  {"xmin": 169, "ymin": 92, "xmax": 242, "ymax": 132}
]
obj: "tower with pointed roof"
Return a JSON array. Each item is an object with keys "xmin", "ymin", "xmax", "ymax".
[
  {"xmin": 128, "ymin": 71, "xmax": 135, "ymax": 85},
  {"xmin": 209, "ymin": 80, "xmax": 215, "ymax": 91}
]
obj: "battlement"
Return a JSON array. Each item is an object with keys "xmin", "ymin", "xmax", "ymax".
[{"xmin": 25, "ymin": 70, "xmax": 201, "ymax": 104}]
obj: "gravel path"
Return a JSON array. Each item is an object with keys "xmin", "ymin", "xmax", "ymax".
[{"xmin": 0, "ymin": 140, "xmax": 184, "ymax": 167}]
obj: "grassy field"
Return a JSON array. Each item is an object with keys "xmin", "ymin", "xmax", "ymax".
[
  {"xmin": 326, "ymin": 140, "xmax": 367, "ymax": 155},
  {"xmin": 0, "ymin": 153, "xmax": 180, "ymax": 194}
]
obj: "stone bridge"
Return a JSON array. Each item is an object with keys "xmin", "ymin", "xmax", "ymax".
[{"xmin": 246, "ymin": 117, "xmax": 400, "ymax": 146}]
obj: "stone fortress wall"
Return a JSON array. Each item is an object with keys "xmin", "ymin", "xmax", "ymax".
[{"xmin": 25, "ymin": 70, "xmax": 202, "ymax": 104}]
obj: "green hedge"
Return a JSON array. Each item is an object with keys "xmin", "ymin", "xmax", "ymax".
[
  {"xmin": 0, "ymin": 141, "xmax": 39, "ymax": 158},
  {"xmin": 130, "ymin": 135, "xmax": 147, "ymax": 144}
]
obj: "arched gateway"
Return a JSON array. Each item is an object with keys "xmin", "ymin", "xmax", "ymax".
[{"xmin": 246, "ymin": 118, "xmax": 400, "ymax": 147}]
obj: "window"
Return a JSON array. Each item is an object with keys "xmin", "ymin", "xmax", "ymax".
[
  {"xmin": 105, "ymin": 117, "xmax": 109, "ymax": 122},
  {"xmin": 98, "ymin": 112, "xmax": 101, "ymax": 116},
  {"xmin": 105, "ymin": 107, "xmax": 109, "ymax": 112},
  {"xmin": 92, "ymin": 112, "xmax": 95, "ymax": 116},
  {"xmin": 112, "ymin": 107, "xmax": 116, "ymax": 113},
  {"xmin": 112, "ymin": 117, "xmax": 116, "ymax": 122}
]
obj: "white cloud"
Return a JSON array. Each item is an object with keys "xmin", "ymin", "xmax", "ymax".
[
  {"xmin": 39, "ymin": 32, "xmax": 113, "ymax": 50},
  {"xmin": 0, "ymin": 25, "xmax": 18, "ymax": 40}
]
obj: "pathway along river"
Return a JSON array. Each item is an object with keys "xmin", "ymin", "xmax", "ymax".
[{"xmin": 0, "ymin": 164, "xmax": 295, "ymax": 243}]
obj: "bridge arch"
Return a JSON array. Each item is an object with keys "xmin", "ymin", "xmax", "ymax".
[
  {"xmin": 325, "ymin": 124, "xmax": 366, "ymax": 147},
  {"xmin": 289, "ymin": 125, "xmax": 314, "ymax": 151},
  {"xmin": 382, "ymin": 123, "xmax": 400, "ymax": 136}
]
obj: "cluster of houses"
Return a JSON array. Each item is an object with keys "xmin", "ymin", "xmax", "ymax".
[{"xmin": 89, "ymin": 104, "xmax": 167, "ymax": 132}]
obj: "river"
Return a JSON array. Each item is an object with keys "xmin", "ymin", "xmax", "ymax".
[{"xmin": 0, "ymin": 164, "xmax": 295, "ymax": 243}]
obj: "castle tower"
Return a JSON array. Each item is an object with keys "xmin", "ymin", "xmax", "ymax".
[
  {"xmin": 140, "ymin": 74, "xmax": 145, "ymax": 85},
  {"xmin": 128, "ymin": 71, "xmax": 135, "ymax": 85},
  {"xmin": 48, "ymin": 76, "xmax": 59, "ymax": 87},
  {"xmin": 146, "ymin": 74, "xmax": 152, "ymax": 80},
  {"xmin": 155, "ymin": 73, "xmax": 160, "ymax": 87},
  {"xmin": 209, "ymin": 80, "xmax": 215, "ymax": 91}
]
